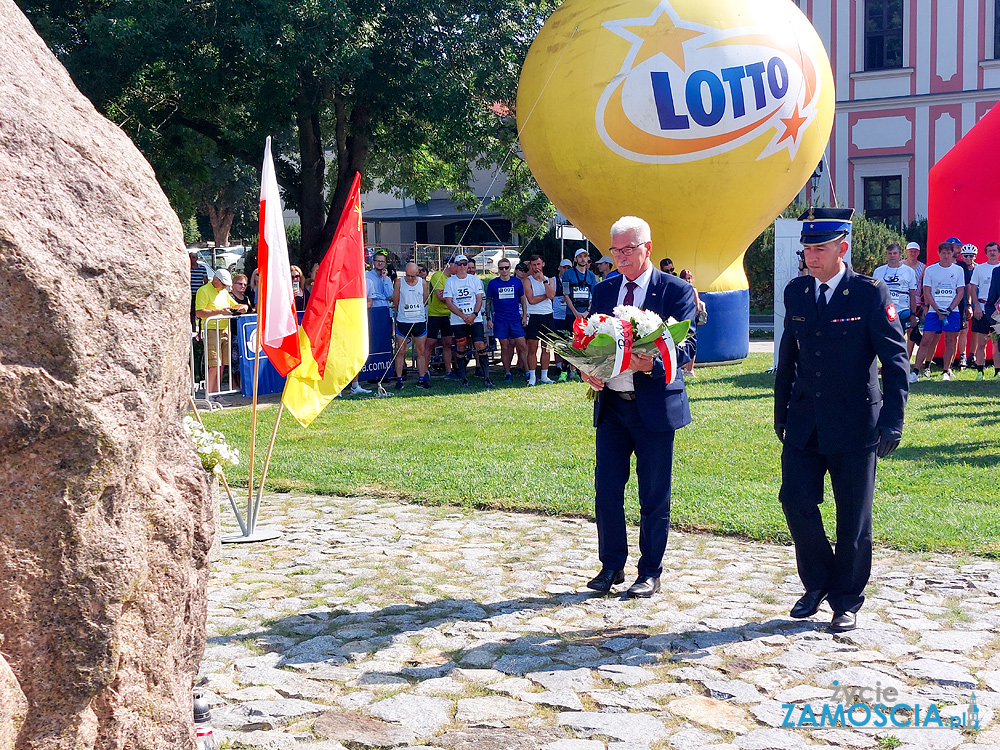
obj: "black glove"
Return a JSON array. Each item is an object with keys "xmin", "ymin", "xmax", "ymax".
[
  {"xmin": 876, "ymin": 429, "xmax": 902, "ymax": 458},
  {"xmin": 774, "ymin": 422, "xmax": 785, "ymax": 443}
]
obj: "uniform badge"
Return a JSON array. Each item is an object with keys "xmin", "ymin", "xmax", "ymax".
[{"xmin": 886, "ymin": 304, "xmax": 898, "ymax": 321}]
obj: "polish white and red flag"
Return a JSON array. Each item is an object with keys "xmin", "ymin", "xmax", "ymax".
[{"xmin": 257, "ymin": 136, "xmax": 301, "ymax": 375}]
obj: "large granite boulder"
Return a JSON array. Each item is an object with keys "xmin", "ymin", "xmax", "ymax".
[{"xmin": 0, "ymin": 0, "xmax": 213, "ymax": 747}]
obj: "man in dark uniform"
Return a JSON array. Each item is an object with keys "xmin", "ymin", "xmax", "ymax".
[
  {"xmin": 774, "ymin": 208, "xmax": 909, "ymax": 632},
  {"xmin": 580, "ymin": 216, "xmax": 697, "ymax": 598}
]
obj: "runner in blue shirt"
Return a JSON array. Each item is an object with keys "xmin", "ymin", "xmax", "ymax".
[{"xmin": 486, "ymin": 258, "xmax": 529, "ymax": 382}]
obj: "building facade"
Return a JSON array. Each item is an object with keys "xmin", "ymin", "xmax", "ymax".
[{"xmin": 798, "ymin": 0, "xmax": 1000, "ymax": 226}]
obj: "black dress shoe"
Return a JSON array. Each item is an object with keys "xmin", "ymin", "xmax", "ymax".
[
  {"xmin": 586, "ymin": 568, "xmax": 625, "ymax": 593},
  {"xmin": 625, "ymin": 576, "xmax": 661, "ymax": 599},
  {"xmin": 789, "ymin": 590, "xmax": 828, "ymax": 619},
  {"xmin": 830, "ymin": 611, "xmax": 857, "ymax": 632}
]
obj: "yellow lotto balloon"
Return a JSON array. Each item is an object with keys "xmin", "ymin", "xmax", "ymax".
[{"xmin": 517, "ymin": 0, "xmax": 834, "ymax": 296}]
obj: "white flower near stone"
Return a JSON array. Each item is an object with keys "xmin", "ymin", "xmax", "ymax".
[{"xmin": 183, "ymin": 415, "xmax": 239, "ymax": 474}]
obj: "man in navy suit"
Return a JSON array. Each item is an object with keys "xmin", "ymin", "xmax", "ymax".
[
  {"xmin": 775, "ymin": 207, "xmax": 909, "ymax": 632},
  {"xmin": 580, "ymin": 216, "xmax": 697, "ymax": 598}
]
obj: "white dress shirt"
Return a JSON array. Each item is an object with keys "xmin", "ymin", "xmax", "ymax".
[
  {"xmin": 815, "ymin": 265, "xmax": 846, "ymax": 304},
  {"xmin": 606, "ymin": 265, "xmax": 654, "ymax": 392}
]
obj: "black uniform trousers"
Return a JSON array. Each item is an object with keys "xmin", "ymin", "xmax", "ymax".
[
  {"xmin": 779, "ymin": 429, "xmax": 876, "ymax": 615},
  {"xmin": 594, "ymin": 394, "xmax": 674, "ymax": 579}
]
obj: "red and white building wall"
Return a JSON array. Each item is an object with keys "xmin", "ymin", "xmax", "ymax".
[{"xmin": 796, "ymin": 0, "xmax": 1000, "ymax": 225}]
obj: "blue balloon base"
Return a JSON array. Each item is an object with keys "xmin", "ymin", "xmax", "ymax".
[{"xmin": 695, "ymin": 289, "xmax": 749, "ymax": 364}]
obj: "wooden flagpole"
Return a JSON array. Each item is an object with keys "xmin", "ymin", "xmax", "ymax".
[
  {"xmin": 251, "ymin": 401, "xmax": 284, "ymax": 530},
  {"xmin": 188, "ymin": 396, "xmax": 247, "ymax": 537},
  {"xmin": 246, "ymin": 324, "xmax": 262, "ymax": 531}
]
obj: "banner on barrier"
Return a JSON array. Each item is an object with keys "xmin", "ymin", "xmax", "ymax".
[
  {"xmin": 237, "ymin": 309, "xmax": 393, "ymax": 394},
  {"xmin": 237, "ymin": 316, "xmax": 287, "ymax": 397},
  {"xmin": 360, "ymin": 306, "xmax": 394, "ymax": 382}
]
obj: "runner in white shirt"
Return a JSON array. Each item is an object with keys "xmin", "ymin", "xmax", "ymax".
[
  {"xmin": 443, "ymin": 254, "xmax": 492, "ymax": 388},
  {"xmin": 913, "ymin": 242, "xmax": 966, "ymax": 381},
  {"xmin": 392, "ymin": 262, "xmax": 431, "ymax": 390},
  {"xmin": 969, "ymin": 241, "xmax": 1000, "ymax": 380},
  {"xmin": 873, "ymin": 243, "xmax": 918, "ymax": 336},
  {"xmin": 523, "ymin": 254, "xmax": 557, "ymax": 385},
  {"xmin": 903, "ymin": 241, "xmax": 926, "ymax": 359}
]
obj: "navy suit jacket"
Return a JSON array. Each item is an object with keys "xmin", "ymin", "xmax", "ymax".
[
  {"xmin": 591, "ymin": 268, "xmax": 698, "ymax": 433},
  {"xmin": 774, "ymin": 267, "xmax": 909, "ymax": 454}
]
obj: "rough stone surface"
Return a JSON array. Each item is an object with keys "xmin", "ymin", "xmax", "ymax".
[
  {"xmin": 455, "ymin": 696, "xmax": 534, "ymax": 725},
  {"xmin": 0, "ymin": 2, "xmax": 210, "ymax": 747},
  {"xmin": 666, "ymin": 696, "xmax": 751, "ymax": 734},
  {"xmin": 899, "ymin": 659, "xmax": 977, "ymax": 689},
  {"xmin": 434, "ymin": 728, "xmax": 568, "ymax": 750},
  {"xmin": 369, "ymin": 695, "xmax": 452, "ymax": 737},
  {"xmin": 198, "ymin": 493, "xmax": 1000, "ymax": 748},
  {"xmin": 312, "ymin": 711, "xmax": 416, "ymax": 747},
  {"xmin": 556, "ymin": 712, "xmax": 667, "ymax": 744},
  {"xmin": 0, "ymin": 655, "xmax": 28, "ymax": 746},
  {"xmin": 732, "ymin": 728, "xmax": 807, "ymax": 749}
]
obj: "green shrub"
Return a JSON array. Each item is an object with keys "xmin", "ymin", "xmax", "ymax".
[
  {"xmin": 744, "ymin": 203, "xmax": 804, "ymax": 312},
  {"xmin": 849, "ymin": 215, "xmax": 906, "ymax": 275},
  {"xmin": 744, "ymin": 205, "xmax": 906, "ymax": 310}
]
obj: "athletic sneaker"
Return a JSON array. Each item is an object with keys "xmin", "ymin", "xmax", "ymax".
[
  {"xmin": 484, "ymin": 378, "xmax": 495, "ymax": 388},
  {"xmin": 350, "ymin": 383, "xmax": 371, "ymax": 395},
  {"xmin": 959, "ymin": 355, "xmax": 968, "ymax": 370},
  {"xmin": 942, "ymin": 371, "xmax": 951, "ymax": 381},
  {"xmin": 557, "ymin": 371, "xmax": 568, "ymax": 383},
  {"xmin": 540, "ymin": 375, "xmax": 556, "ymax": 384},
  {"xmin": 503, "ymin": 373, "xmax": 513, "ymax": 382},
  {"xmin": 922, "ymin": 366, "xmax": 931, "ymax": 378},
  {"xmin": 975, "ymin": 371, "xmax": 985, "ymax": 381},
  {"xmin": 394, "ymin": 377, "xmax": 404, "ymax": 390},
  {"xmin": 445, "ymin": 371, "xmax": 462, "ymax": 381},
  {"xmin": 908, "ymin": 371, "xmax": 919, "ymax": 384},
  {"xmin": 417, "ymin": 375, "xmax": 430, "ymax": 389},
  {"xmin": 460, "ymin": 378, "xmax": 470, "ymax": 387}
]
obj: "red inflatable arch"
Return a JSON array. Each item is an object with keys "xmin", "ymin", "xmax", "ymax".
[{"xmin": 927, "ymin": 101, "xmax": 999, "ymax": 361}]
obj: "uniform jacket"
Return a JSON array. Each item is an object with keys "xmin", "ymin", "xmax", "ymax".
[
  {"xmin": 775, "ymin": 266, "xmax": 909, "ymax": 454},
  {"xmin": 591, "ymin": 268, "xmax": 698, "ymax": 432}
]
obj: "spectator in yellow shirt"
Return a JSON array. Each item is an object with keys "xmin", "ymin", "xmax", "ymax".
[{"xmin": 195, "ymin": 269, "xmax": 247, "ymax": 401}]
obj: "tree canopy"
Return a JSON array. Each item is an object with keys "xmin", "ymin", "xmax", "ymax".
[{"xmin": 19, "ymin": 0, "xmax": 558, "ymax": 266}]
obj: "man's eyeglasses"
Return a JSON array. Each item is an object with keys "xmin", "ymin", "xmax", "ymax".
[{"xmin": 610, "ymin": 242, "xmax": 645, "ymax": 256}]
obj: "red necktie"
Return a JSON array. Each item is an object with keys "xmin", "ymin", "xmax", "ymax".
[{"xmin": 624, "ymin": 281, "xmax": 638, "ymax": 307}]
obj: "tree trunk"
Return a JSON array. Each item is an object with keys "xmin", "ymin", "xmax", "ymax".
[
  {"xmin": 205, "ymin": 201, "xmax": 234, "ymax": 248},
  {"xmin": 312, "ymin": 101, "xmax": 370, "ymax": 270},
  {"xmin": 295, "ymin": 73, "xmax": 326, "ymax": 271}
]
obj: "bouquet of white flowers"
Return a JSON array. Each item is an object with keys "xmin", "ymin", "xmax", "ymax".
[
  {"xmin": 540, "ymin": 305, "xmax": 691, "ymax": 386},
  {"xmin": 183, "ymin": 415, "xmax": 240, "ymax": 475}
]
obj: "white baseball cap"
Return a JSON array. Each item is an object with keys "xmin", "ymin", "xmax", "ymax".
[
  {"xmin": 214, "ymin": 268, "xmax": 233, "ymax": 286},
  {"xmin": 905, "ymin": 242, "xmax": 920, "ymax": 251},
  {"xmin": 574, "ymin": 248, "xmax": 589, "ymax": 258},
  {"xmin": 559, "ymin": 258, "xmax": 572, "ymax": 267},
  {"xmin": 453, "ymin": 254, "xmax": 469, "ymax": 263},
  {"xmin": 597, "ymin": 255, "xmax": 614, "ymax": 265}
]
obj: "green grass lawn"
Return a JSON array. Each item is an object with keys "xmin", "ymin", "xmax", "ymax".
[{"xmin": 202, "ymin": 353, "xmax": 1000, "ymax": 556}]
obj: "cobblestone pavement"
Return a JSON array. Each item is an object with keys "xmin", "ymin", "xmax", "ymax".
[{"xmin": 201, "ymin": 494, "xmax": 1000, "ymax": 750}]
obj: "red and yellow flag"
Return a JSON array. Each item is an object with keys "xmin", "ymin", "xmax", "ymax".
[{"xmin": 281, "ymin": 173, "xmax": 369, "ymax": 427}]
